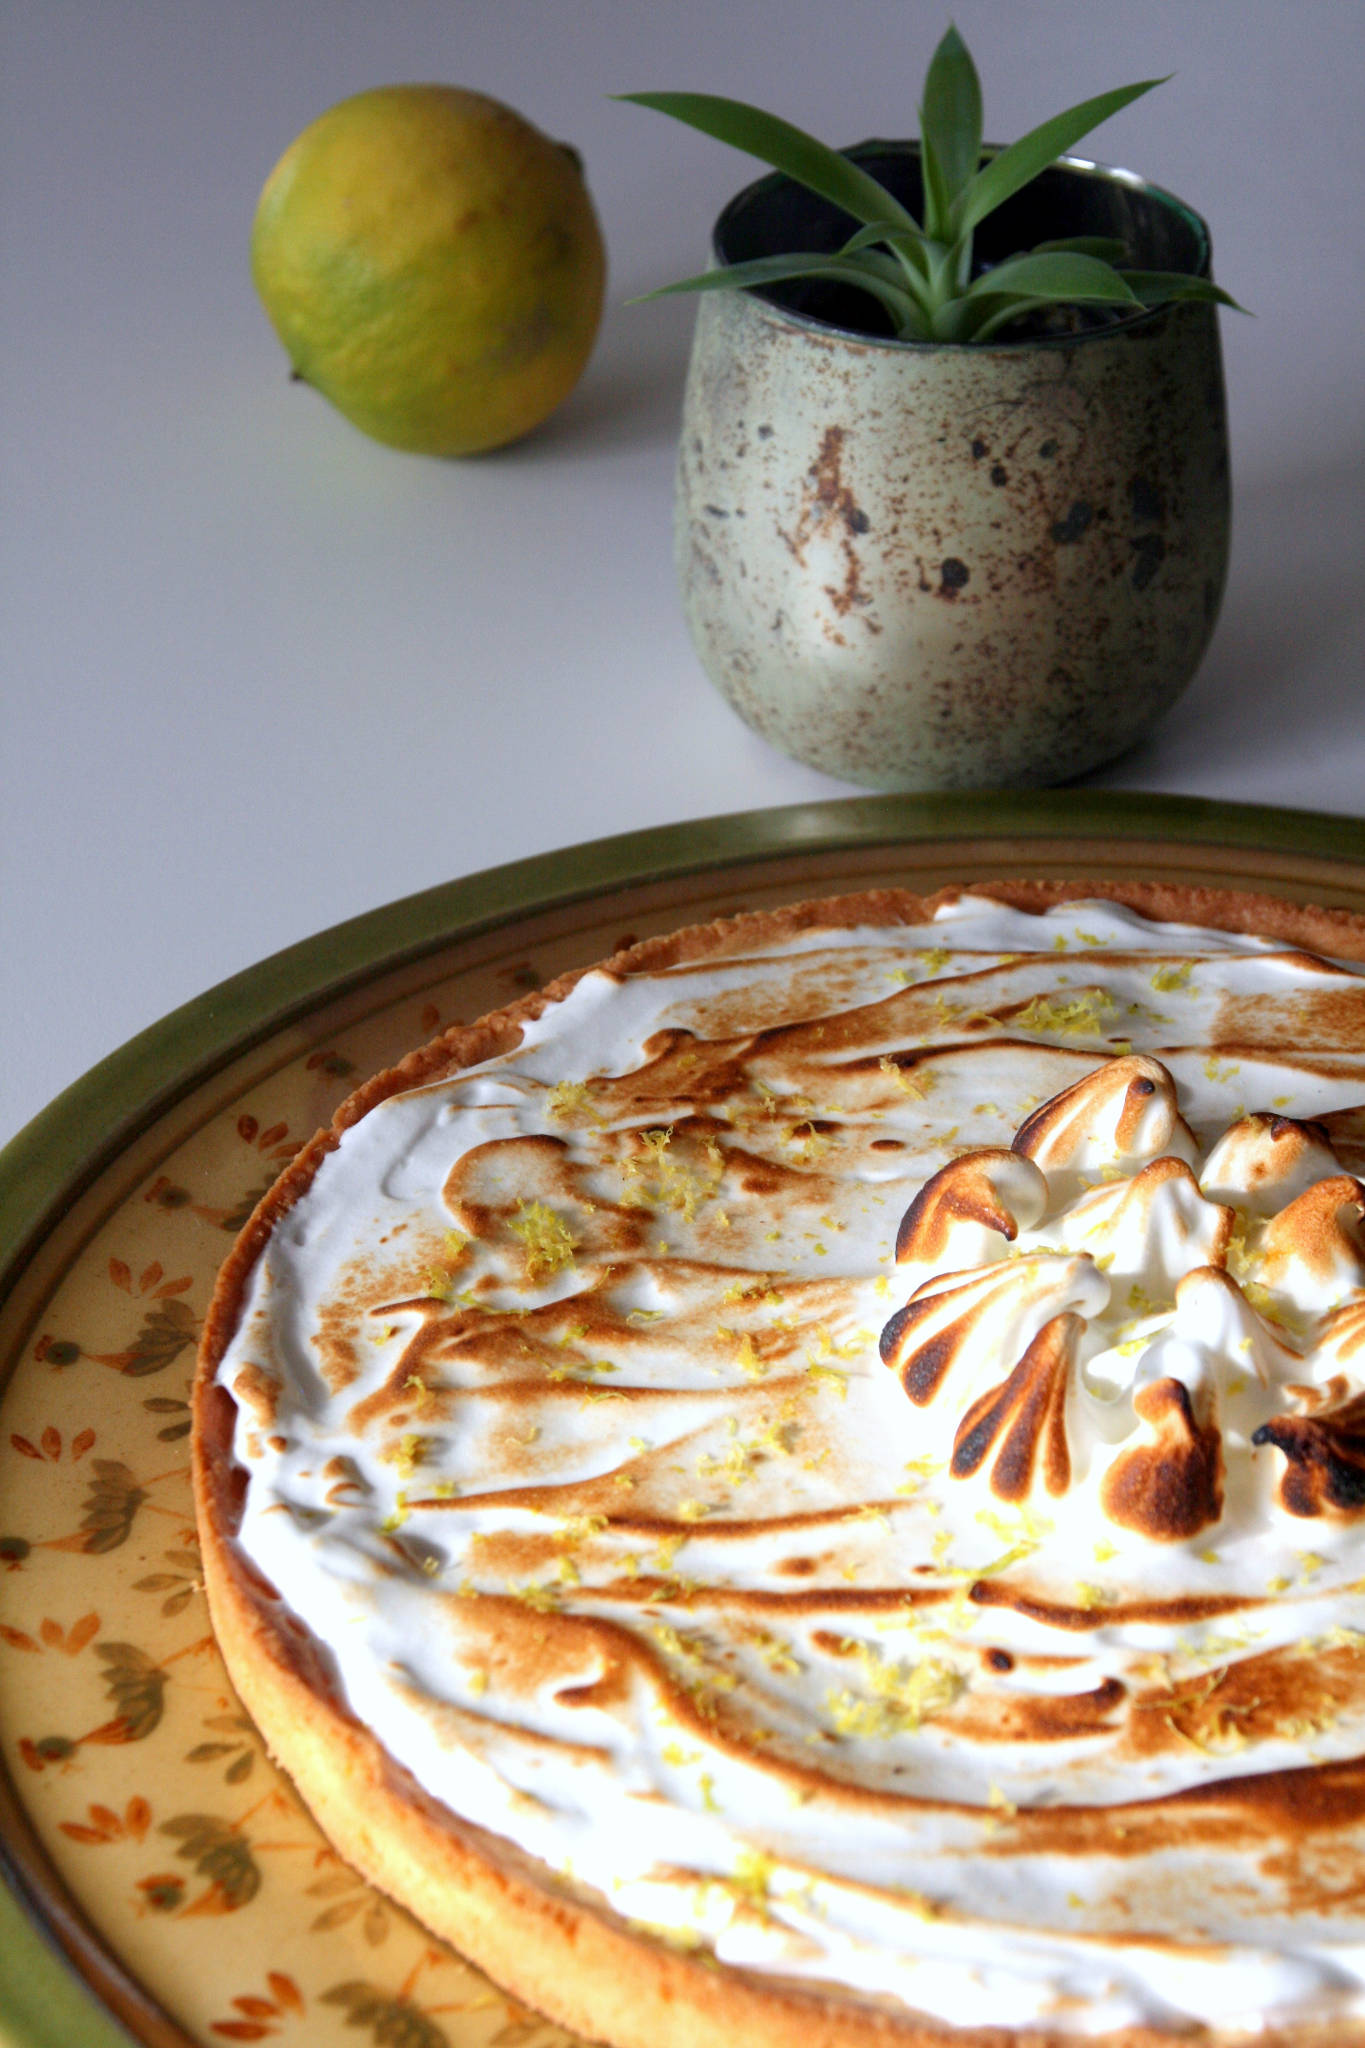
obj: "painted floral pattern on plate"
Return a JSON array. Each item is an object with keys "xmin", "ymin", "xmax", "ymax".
[{"xmin": 0, "ymin": 962, "xmax": 583, "ymax": 2048}]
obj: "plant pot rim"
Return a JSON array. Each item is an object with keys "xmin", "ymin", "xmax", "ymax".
[{"xmin": 709, "ymin": 142, "xmax": 1216, "ymax": 354}]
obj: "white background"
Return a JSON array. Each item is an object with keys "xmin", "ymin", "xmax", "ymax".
[{"xmin": 3, "ymin": 0, "xmax": 1363, "ymax": 1149}]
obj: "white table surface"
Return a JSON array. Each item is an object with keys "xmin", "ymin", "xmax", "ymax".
[{"xmin": 3, "ymin": 0, "xmax": 1363, "ymax": 1155}]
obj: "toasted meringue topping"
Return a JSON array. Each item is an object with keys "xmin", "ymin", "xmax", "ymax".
[
  {"xmin": 1200, "ymin": 1110, "xmax": 1342, "ymax": 1214},
  {"xmin": 894, "ymin": 1149, "xmax": 1049, "ymax": 1273},
  {"xmin": 879, "ymin": 1044, "xmax": 1365, "ymax": 1569},
  {"xmin": 214, "ymin": 894, "xmax": 1365, "ymax": 2038},
  {"xmin": 1254, "ymin": 1390, "xmax": 1365, "ymax": 1519},
  {"xmin": 1319, "ymin": 1293, "xmax": 1365, "ymax": 1369},
  {"xmin": 949, "ymin": 1311, "xmax": 1078, "ymax": 1500},
  {"xmin": 880, "ymin": 1253, "xmax": 1108, "ymax": 1415},
  {"xmin": 1053, "ymin": 1154, "xmax": 1233, "ymax": 1295},
  {"xmin": 1259, "ymin": 1173, "xmax": 1365, "ymax": 1308},
  {"xmin": 1012, "ymin": 1053, "xmax": 1198, "ymax": 1191},
  {"xmin": 1100, "ymin": 1371, "xmax": 1224, "ymax": 1539}
]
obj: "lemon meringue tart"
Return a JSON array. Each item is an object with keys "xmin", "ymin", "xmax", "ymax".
[{"xmin": 194, "ymin": 881, "xmax": 1365, "ymax": 2046}]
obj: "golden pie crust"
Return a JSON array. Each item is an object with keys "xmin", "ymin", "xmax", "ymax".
[{"xmin": 194, "ymin": 880, "xmax": 1365, "ymax": 2048}]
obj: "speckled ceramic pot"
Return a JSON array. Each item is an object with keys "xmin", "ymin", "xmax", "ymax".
[{"xmin": 676, "ymin": 147, "xmax": 1230, "ymax": 789}]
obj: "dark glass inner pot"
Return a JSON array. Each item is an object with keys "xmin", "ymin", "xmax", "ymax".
[{"xmin": 711, "ymin": 142, "xmax": 1212, "ymax": 343}]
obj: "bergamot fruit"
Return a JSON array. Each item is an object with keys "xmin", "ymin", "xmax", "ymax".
[{"xmin": 251, "ymin": 85, "xmax": 606, "ymax": 456}]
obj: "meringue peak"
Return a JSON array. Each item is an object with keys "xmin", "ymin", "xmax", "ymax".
[
  {"xmin": 883, "ymin": 1056, "xmax": 1365, "ymax": 1538},
  {"xmin": 1012, "ymin": 1053, "xmax": 1197, "ymax": 1191},
  {"xmin": 1102, "ymin": 1372, "xmax": 1224, "ymax": 1540},
  {"xmin": 894, "ymin": 1148, "xmax": 1048, "ymax": 1274},
  {"xmin": 1200, "ymin": 1111, "xmax": 1342, "ymax": 1216}
]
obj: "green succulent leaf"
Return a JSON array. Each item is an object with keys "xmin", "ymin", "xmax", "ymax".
[
  {"xmin": 837, "ymin": 229, "xmax": 933, "ymax": 302},
  {"xmin": 918, "ymin": 128, "xmax": 954, "ymax": 246},
  {"xmin": 615, "ymin": 92, "xmax": 922, "ymax": 237},
  {"xmin": 944, "ymin": 298, "xmax": 1040, "ymax": 342},
  {"xmin": 1117, "ymin": 269, "xmax": 1247, "ymax": 311},
  {"xmin": 954, "ymin": 76, "xmax": 1167, "ymax": 236},
  {"xmin": 838, "ymin": 221, "xmax": 932, "ymax": 290},
  {"xmin": 630, "ymin": 252, "xmax": 924, "ymax": 335},
  {"xmin": 953, "ymin": 250, "xmax": 1143, "ymax": 340},
  {"xmin": 919, "ymin": 25, "xmax": 983, "ymax": 221},
  {"xmin": 1031, "ymin": 235, "xmax": 1130, "ymax": 263},
  {"xmin": 965, "ymin": 251, "xmax": 1142, "ymax": 305}
]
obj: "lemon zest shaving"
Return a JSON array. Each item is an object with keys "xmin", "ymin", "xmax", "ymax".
[
  {"xmin": 508, "ymin": 1199, "xmax": 579, "ymax": 1282},
  {"xmin": 1014, "ymin": 990, "xmax": 1116, "ymax": 1038},
  {"xmin": 546, "ymin": 1079, "xmax": 603, "ymax": 1124},
  {"xmin": 878, "ymin": 1055, "xmax": 933, "ymax": 1099},
  {"xmin": 826, "ymin": 1643, "xmax": 966, "ymax": 1738}
]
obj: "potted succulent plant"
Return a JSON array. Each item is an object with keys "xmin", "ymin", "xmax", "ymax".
[{"xmin": 621, "ymin": 28, "xmax": 1240, "ymax": 791}]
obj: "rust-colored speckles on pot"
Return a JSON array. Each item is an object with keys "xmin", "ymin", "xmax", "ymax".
[
  {"xmin": 811, "ymin": 426, "xmax": 870, "ymax": 536},
  {"xmin": 774, "ymin": 426, "xmax": 874, "ymax": 623}
]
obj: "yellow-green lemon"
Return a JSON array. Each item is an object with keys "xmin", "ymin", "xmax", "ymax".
[{"xmin": 251, "ymin": 85, "xmax": 606, "ymax": 455}]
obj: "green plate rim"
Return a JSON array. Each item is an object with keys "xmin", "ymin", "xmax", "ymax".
[
  {"xmin": 0, "ymin": 1880, "xmax": 140, "ymax": 2048},
  {"xmin": 2, "ymin": 784, "xmax": 1364, "ymax": 2047}
]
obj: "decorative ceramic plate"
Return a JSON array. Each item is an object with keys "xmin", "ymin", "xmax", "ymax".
[{"xmin": 4, "ymin": 792, "xmax": 1365, "ymax": 2048}]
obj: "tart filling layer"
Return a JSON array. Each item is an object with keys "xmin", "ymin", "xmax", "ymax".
[{"xmin": 208, "ymin": 893, "xmax": 1365, "ymax": 2037}]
